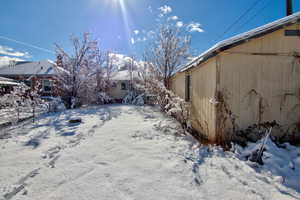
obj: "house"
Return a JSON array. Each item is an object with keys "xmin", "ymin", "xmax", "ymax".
[
  {"xmin": 0, "ymin": 60, "xmax": 57, "ymax": 96},
  {"xmin": 107, "ymin": 70, "xmax": 138, "ymax": 102},
  {"xmin": 171, "ymin": 12, "xmax": 300, "ymax": 143}
]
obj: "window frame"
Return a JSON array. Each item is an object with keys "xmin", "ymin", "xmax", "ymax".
[
  {"xmin": 121, "ymin": 82, "xmax": 127, "ymax": 90},
  {"xmin": 42, "ymin": 79, "xmax": 52, "ymax": 92},
  {"xmin": 185, "ymin": 74, "xmax": 191, "ymax": 102}
]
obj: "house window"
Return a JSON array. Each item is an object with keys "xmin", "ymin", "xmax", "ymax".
[
  {"xmin": 185, "ymin": 75, "xmax": 191, "ymax": 102},
  {"xmin": 112, "ymin": 82, "xmax": 117, "ymax": 88},
  {"xmin": 43, "ymin": 79, "xmax": 52, "ymax": 92},
  {"xmin": 121, "ymin": 82, "xmax": 127, "ymax": 90}
]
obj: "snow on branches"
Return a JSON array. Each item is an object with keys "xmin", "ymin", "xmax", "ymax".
[
  {"xmin": 136, "ymin": 62, "xmax": 190, "ymax": 130},
  {"xmin": 143, "ymin": 23, "xmax": 191, "ymax": 89},
  {"xmin": 0, "ymin": 83, "xmax": 47, "ymax": 124},
  {"xmin": 55, "ymin": 33, "xmax": 115, "ymax": 108}
]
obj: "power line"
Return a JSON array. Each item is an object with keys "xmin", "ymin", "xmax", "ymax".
[
  {"xmin": 213, "ymin": 0, "xmax": 264, "ymax": 42},
  {"xmin": 0, "ymin": 35, "xmax": 55, "ymax": 54},
  {"xmin": 231, "ymin": 0, "xmax": 272, "ymax": 35}
]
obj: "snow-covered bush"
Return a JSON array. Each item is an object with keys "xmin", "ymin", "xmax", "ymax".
[
  {"xmin": 137, "ymin": 71, "xmax": 190, "ymax": 130},
  {"xmin": 156, "ymin": 84, "xmax": 190, "ymax": 130},
  {"xmin": 96, "ymin": 92, "xmax": 112, "ymax": 105},
  {"xmin": 43, "ymin": 97, "xmax": 66, "ymax": 112},
  {"xmin": 55, "ymin": 33, "xmax": 119, "ymax": 108},
  {"xmin": 0, "ymin": 84, "xmax": 30, "ymax": 123},
  {"xmin": 0, "ymin": 83, "xmax": 48, "ymax": 124},
  {"xmin": 122, "ymin": 91, "xmax": 136, "ymax": 104},
  {"xmin": 132, "ymin": 94, "xmax": 145, "ymax": 106},
  {"xmin": 29, "ymin": 82, "xmax": 46, "ymax": 122},
  {"xmin": 122, "ymin": 92, "xmax": 145, "ymax": 106}
]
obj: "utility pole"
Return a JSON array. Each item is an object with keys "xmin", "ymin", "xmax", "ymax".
[{"xmin": 286, "ymin": 0, "xmax": 293, "ymax": 16}]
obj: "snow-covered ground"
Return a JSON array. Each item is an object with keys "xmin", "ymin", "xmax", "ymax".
[{"xmin": 0, "ymin": 105, "xmax": 299, "ymax": 200}]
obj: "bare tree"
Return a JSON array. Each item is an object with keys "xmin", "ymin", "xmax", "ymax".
[
  {"xmin": 94, "ymin": 47, "xmax": 105, "ymax": 93},
  {"xmin": 144, "ymin": 24, "xmax": 191, "ymax": 89},
  {"xmin": 93, "ymin": 50, "xmax": 118, "ymax": 104},
  {"xmin": 125, "ymin": 55, "xmax": 136, "ymax": 91},
  {"xmin": 103, "ymin": 51, "xmax": 117, "ymax": 92},
  {"xmin": 55, "ymin": 33, "xmax": 98, "ymax": 108},
  {"xmin": 134, "ymin": 22, "xmax": 192, "ymax": 131}
]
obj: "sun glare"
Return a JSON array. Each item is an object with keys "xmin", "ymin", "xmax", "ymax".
[
  {"xmin": 113, "ymin": 0, "xmax": 132, "ymax": 46},
  {"xmin": 114, "ymin": 0, "xmax": 124, "ymax": 3},
  {"xmin": 101, "ymin": 0, "xmax": 134, "ymax": 47},
  {"xmin": 111, "ymin": 0, "xmax": 125, "ymax": 6}
]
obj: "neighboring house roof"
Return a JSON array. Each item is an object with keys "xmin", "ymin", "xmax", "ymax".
[
  {"xmin": 0, "ymin": 60, "xmax": 57, "ymax": 76},
  {"xmin": 180, "ymin": 11, "xmax": 300, "ymax": 72},
  {"xmin": 112, "ymin": 70, "xmax": 139, "ymax": 81},
  {"xmin": 0, "ymin": 76, "xmax": 20, "ymax": 86}
]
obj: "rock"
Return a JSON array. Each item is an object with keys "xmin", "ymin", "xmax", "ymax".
[
  {"xmin": 22, "ymin": 189, "xmax": 28, "ymax": 195},
  {"xmin": 69, "ymin": 118, "xmax": 82, "ymax": 124}
]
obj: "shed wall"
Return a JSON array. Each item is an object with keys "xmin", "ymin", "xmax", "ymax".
[
  {"xmin": 219, "ymin": 23, "xmax": 300, "ymax": 134},
  {"xmin": 170, "ymin": 72, "xmax": 186, "ymax": 99},
  {"xmin": 190, "ymin": 58, "xmax": 217, "ymax": 141},
  {"xmin": 171, "ymin": 59, "xmax": 217, "ymax": 141}
]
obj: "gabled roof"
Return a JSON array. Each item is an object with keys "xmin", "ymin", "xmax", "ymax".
[
  {"xmin": 0, "ymin": 60, "xmax": 57, "ymax": 76},
  {"xmin": 180, "ymin": 11, "xmax": 300, "ymax": 72}
]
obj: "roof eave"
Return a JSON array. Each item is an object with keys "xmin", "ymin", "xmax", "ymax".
[{"xmin": 180, "ymin": 15, "xmax": 300, "ymax": 72}]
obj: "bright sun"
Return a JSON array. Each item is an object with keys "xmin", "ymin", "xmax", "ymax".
[{"xmin": 112, "ymin": 0, "xmax": 124, "ymax": 5}]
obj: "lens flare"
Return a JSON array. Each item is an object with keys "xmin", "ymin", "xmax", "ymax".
[{"xmin": 115, "ymin": 0, "xmax": 132, "ymax": 47}]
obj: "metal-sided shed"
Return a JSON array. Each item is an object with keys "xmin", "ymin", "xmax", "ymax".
[{"xmin": 171, "ymin": 12, "xmax": 300, "ymax": 143}]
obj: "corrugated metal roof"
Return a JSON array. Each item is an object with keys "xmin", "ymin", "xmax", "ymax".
[
  {"xmin": 180, "ymin": 11, "xmax": 300, "ymax": 72},
  {"xmin": 0, "ymin": 60, "xmax": 57, "ymax": 76}
]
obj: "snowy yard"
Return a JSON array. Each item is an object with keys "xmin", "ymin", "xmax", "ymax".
[
  {"xmin": 0, "ymin": 105, "xmax": 299, "ymax": 200},
  {"xmin": 0, "ymin": 106, "xmax": 47, "ymax": 127}
]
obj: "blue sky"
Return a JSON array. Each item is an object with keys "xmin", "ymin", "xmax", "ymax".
[{"xmin": 0, "ymin": 0, "xmax": 299, "ymax": 64}]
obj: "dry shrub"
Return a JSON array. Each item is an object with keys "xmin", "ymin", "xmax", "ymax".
[
  {"xmin": 140, "ymin": 79, "xmax": 190, "ymax": 131},
  {"xmin": 215, "ymin": 91, "xmax": 237, "ymax": 147}
]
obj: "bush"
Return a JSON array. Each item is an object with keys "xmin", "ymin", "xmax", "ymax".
[
  {"xmin": 132, "ymin": 94, "xmax": 145, "ymax": 106},
  {"xmin": 42, "ymin": 97, "xmax": 66, "ymax": 112},
  {"xmin": 123, "ymin": 92, "xmax": 145, "ymax": 106},
  {"xmin": 96, "ymin": 92, "xmax": 112, "ymax": 105},
  {"xmin": 122, "ymin": 91, "xmax": 137, "ymax": 104},
  {"xmin": 139, "ymin": 80, "xmax": 190, "ymax": 130}
]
